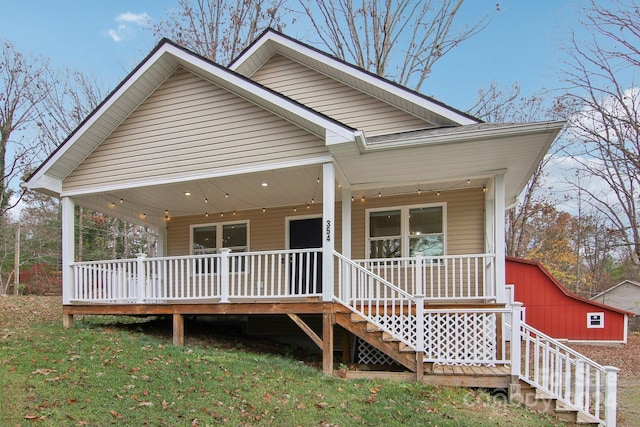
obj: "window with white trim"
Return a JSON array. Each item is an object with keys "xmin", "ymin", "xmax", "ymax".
[
  {"xmin": 587, "ymin": 312, "xmax": 604, "ymax": 329},
  {"xmin": 191, "ymin": 221, "xmax": 248, "ymax": 255},
  {"xmin": 367, "ymin": 204, "xmax": 445, "ymax": 258}
]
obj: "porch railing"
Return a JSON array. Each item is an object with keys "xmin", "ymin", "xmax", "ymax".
[
  {"xmin": 353, "ymin": 253, "xmax": 495, "ymax": 301},
  {"xmin": 509, "ymin": 303, "xmax": 618, "ymax": 426},
  {"xmin": 335, "ymin": 251, "xmax": 509, "ymax": 365},
  {"xmin": 71, "ymin": 248, "xmax": 322, "ymax": 303}
]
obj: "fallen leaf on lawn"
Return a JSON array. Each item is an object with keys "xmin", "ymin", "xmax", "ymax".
[
  {"xmin": 109, "ymin": 410, "xmax": 123, "ymax": 419},
  {"xmin": 24, "ymin": 414, "xmax": 38, "ymax": 420}
]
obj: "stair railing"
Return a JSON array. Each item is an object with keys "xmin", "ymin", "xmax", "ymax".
[
  {"xmin": 509, "ymin": 303, "xmax": 618, "ymax": 427},
  {"xmin": 334, "ymin": 251, "xmax": 422, "ymax": 349}
]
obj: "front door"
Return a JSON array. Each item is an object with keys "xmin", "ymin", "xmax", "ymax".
[{"xmin": 288, "ymin": 217, "xmax": 323, "ymax": 294}]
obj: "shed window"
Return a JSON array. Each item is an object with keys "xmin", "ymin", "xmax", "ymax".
[{"xmin": 587, "ymin": 312, "xmax": 604, "ymax": 329}]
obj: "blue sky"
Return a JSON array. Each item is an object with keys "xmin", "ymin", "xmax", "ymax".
[{"xmin": 1, "ymin": 0, "xmax": 585, "ymax": 111}]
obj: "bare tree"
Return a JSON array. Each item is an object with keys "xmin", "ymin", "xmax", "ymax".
[
  {"xmin": 151, "ymin": 0, "xmax": 288, "ymax": 65},
  {"xmin": 35, "ymin": 68, "xmax": 106, "ymax": 156},
  {"xmin": 468, "ymin": 82, "xmax": 569, "ymax": 259},
  {"xmin": 0, "ymin": 40, "xmax": 50, "ymax": 215},
  {"xmin": 298, "ymin": 0, "xmax": 492, "ymax": 91},
  {"xmin": 563, "ymin": 0, "xmax": 640, "ymax": 265}
]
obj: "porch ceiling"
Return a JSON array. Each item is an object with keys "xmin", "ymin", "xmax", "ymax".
[{"xmin": 72, "ymin": 162, "xmax": 488, "ymax": 229}]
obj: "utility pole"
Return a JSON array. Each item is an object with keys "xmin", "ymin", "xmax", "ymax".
[{"xmin": 14, "ymin": 223, "xmax": 20, "ymax": 295}]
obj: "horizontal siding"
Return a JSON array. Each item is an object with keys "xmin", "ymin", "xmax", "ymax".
[
  {"xmin": 166, "ymin": 188, "xmax": 483, "ymax": 259},
  {"xmin": 251, "ymin": 54, "xmax": 433, "ymax": 136},
  {"xmin": 63, "ymin": 67, "xmax": 327, "ymax": 192}
]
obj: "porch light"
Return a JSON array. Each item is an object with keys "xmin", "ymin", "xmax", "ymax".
[
  {"xmin": 361, "ymin": 195, "xmax": 365, "ymax": 202},
  {"xmin": 437, "ymin": 191, "xmax": 440, "ymax": 196},
  {"xmin": 261, "ymin": 182, "xmax": 268, "ymax": 187},
  {"xmin": 467, "ymin": 179, "xmax": 471, "ymax": 185},
  {"xmin": 184, "ymin": 192, "xmax": 191, "ymax": 196},
  {"xmin": 483, "ymin": 186, "xmax": 487, "ymax": 192},
  {"xmin": 378, "ymin": 192, "xmax": 381, "ymax": 198},
  {"xmin": 142, "ymin": 213, "xmax": 146, "ymax": 219},
  {"xmin": 119, "ymin": 198, "xmax": 123, "ymax": 204},
  {"xmin": 307, "ymin": 204, "xmax": 310, "ymax": 209},
  {"xmin": 225, "ymin": 193, "xmax": 229, "ymax": 198},
  {"xmin": 205, "ymin": 212, "xmax": 209, "ymax": 217},
  {"xmin": 418, "ymin": 189, "xmax": 422, "ymax": 194},
  {"xmin": 262, "ymin": 207, "xmax": 266, "ymax": 213},
  {"xmin": 205, "ymin": 198, "xmax": 208, "ymax": 203},
  {"xmin": 110, "ymin": 202, "xmax": 116, "ymax": 208}
]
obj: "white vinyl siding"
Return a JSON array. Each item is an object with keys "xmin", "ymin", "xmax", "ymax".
[
  {"xmin": 63, "ymin": 67, "xmax": 327, "ymax": 192},
  {"xmin": 251, "ymin": 54, "xmax": 434, "ymax": 136}
]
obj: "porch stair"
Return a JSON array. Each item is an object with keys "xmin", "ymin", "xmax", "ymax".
[
  {"xmin": 516, "ymin": 381, "xmax": 601, "ymax": 426},
  {"xmin": 335, "ymin": 312, "xmax": 428, "ymax": 373}
]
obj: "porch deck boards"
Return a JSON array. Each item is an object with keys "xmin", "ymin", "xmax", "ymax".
[{"xmin": 343, "ymin": 365, "xmax": 510, "ymax": 388}]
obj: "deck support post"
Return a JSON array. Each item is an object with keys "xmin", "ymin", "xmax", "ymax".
[
  {"xmin": 322, "ymin": 162, "xmax": 335, "ymax": 302},
  {"xmin": 62, "ymin": 313, "xmax": 74, "ymax": 329},
  {"xmin": 173, "ymin": 313, "xmax": 184, "ymax": 347},
  {"xmin": 322, "ymin": 311, "xmax": 334, "ymax": 374},
  {"xmin": 415, "ymin": 352, "xmax": 424, "ymax": 382}
]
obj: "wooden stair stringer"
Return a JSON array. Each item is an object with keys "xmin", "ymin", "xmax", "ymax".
[{"xmin": 335, "ymin": 312, "xmax": 417, "ymax": 372}]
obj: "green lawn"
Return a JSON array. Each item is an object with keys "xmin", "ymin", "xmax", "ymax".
[{"xmin": 1, "ymin": 312, "xmax": 564, "ymax": 426}]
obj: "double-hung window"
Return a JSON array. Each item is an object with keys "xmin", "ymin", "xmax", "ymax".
[
  {"xmin": 367, "ymin": 204, "xmax": 445, "ymax": 258},
  {"xmin": 191, "ymin": 221, "xmax": 249, "ymax": 255}
]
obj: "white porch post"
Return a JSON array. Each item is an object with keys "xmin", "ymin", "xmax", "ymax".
[
  {"xmin": 157, "ymin": 226, "xmax": 167, "ymax": 257},
  {"xmin": 494, "ymin": 173, "xmax": 506, "ymax": 303},
  {"xmin": 341, "ymin": 187, "xmax": 351, "ymax": 302},
  {"xmin": 61, "ymin": 197, "xmax": 75, "ymax": 305},
  {"xmin": 322, "ymin": 162, "xmax": 335, "ymax": 302}
]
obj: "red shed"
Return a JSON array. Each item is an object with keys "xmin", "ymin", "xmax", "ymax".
[{"xmin": 506, "ymin": 257, "xmax": 632, "ymax": 344}]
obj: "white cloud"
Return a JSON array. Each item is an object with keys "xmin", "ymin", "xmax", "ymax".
[
  {"xmin": 116, "ymin": 12, "xmax": 150, "ymax": 25},
  {"xmin": 107, "ymin": 12, "xmax": 150, "ymax": 43}
]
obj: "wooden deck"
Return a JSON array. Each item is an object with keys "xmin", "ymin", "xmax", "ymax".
[{"xmin": 342, "ymin": 365, "xmax": 510, "ymax": 388}]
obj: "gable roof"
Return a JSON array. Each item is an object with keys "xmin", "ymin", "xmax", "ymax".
[
  {"xmin": 229, "ymin": 28, "xmax": 481, "ymax": 127},
  {"xmin": 26, "ymin": 38, "xmax": 357, "ymax": 197},
  {"xmin": 591, "ymin": 280, "xmax": 640, "ymax": 300}
]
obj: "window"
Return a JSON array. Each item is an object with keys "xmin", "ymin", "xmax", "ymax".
[
  {"xmin": 367, "ymin": 204, "xmax": 445, "ymax": 258},
  {"xmin": 587, "ymin": 312, "xmax": 604, "ymax": 329},
  {"xmin": 191, "ymin": 221, "xmax": 248, "ymax": 255}
]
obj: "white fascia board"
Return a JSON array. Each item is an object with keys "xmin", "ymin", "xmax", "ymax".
[
  {"xmin": 24, "ymin": 174, "xmax": 62, "ymax": 197},
  {"xmin": 362, "ymin": 121, "xmax": 566, "ymax": 152}
]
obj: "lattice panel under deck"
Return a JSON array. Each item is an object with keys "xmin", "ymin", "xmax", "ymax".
[
  {"xmin": 355, "ymin": 338, "xmax": 397, "ymax": 365},
  {"xmin": 424, "ymin": 312, "xmax": 497, "ymax": 366}
]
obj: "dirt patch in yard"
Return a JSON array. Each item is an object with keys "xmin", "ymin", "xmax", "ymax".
[{"xmin": 570, "ymin": 334, "xmax": 640, "ymax": 427}]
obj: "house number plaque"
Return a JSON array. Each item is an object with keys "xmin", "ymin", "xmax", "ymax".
[{"xmin": 326, "ymin": 220, "xmax": 331, "ymax": 242}]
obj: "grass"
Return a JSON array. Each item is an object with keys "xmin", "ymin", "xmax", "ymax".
[{"xmin": 1, "ymin": 312, "xmax": 565, "ymax": 426}]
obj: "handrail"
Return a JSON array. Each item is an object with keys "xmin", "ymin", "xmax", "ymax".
[
  {"xmin": 334, "ymin": 251, "xmax": 419, "ymax": 348},
  {"xmin": 509, "ymin": 304, "xmax": 618, "ymax": 426}
]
